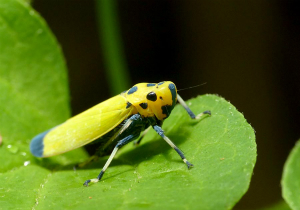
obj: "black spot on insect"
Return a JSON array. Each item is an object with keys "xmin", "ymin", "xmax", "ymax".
[
  {"xmin": 147, "ymin": 83, "xmax": 156, "ymax": 87},
  {"xmin": 126, "ymin": 102, "xmax": 132, "ymax": 109},
  {"xmin": 158, "ymin": 81, "xmax": 165, "ymax": 86},
  {"xmin": 147, "ymin": 92, "xmax": 157, "ymax": 101},
  {"xmin": 160, "ymin": 96, "xmax": 163, "ymax": 100},
  {"xmin": 161, "ymin": 105, "xmax": 173, "ymax": 119},
  {"xmin": 139, "ymin": 103, "xmax": 148, "ymax": 109},
  {"xmin": 127, "ymin": 86, "xmax": 138, "ymax": 95}
]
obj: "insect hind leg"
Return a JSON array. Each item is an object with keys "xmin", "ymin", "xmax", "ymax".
[
  {"xmin": 83, "ymin": 133, "xmax": 140, "ymax": 186},
  {"xmin": 134, "ymin": 126, "xmax": 151, "ymax": 146}
]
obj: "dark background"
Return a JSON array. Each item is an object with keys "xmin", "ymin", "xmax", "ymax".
[{"xmin": 33, "ymin": 1, "xmax": 300, "ymax": 209}]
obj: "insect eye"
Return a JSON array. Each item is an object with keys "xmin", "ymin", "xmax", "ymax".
[{"xmin": 146, "ymin": 91, "xmax": 157, "ymax": 101}]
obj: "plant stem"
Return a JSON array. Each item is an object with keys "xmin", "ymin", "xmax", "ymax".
[{"xmin": 95, "ymin": 0, "xmax": 131, "ymax": 95}]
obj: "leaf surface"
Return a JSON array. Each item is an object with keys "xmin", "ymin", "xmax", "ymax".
[
  {"xmin": 282, "ymin": 140, "xmax": 300, "ymax": 210},
  {"xmin": 0, "ymin": 0, "xmax": 88, "ymax": 208},
  {"xmin": 20, "ymin": 95, "xmax": 255, "ymax": 210}
]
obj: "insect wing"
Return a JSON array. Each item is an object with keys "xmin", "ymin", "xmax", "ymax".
[{"xmin": 31, "ymin": 95, "xmax": 133, "ymax": 157}]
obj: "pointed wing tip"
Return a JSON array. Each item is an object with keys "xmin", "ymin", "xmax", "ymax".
[{"xmin": 30, "ymin": 130, "xmax": 49, "ymax": 157}]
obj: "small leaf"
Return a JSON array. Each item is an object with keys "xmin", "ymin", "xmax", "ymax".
[{"xmin": 282, "ymin": 140, "xmax": 300, "ymax": 210}]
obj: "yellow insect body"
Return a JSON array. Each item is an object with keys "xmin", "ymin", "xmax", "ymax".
[
  {"xmin": 124, "ymin": 82, "xmax": 176, "ymax": 120},
  {"xmin": 30, "ymin": 81, "xmax": 210, "ymax": 186},
  {"xmin": 42, "ymin": 95, "xmax": 137, "ymax": 157}
]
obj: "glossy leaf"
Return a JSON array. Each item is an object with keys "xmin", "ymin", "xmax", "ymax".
[
  {"xmin": 0, "ymin": 0, "xmax": 88, "ymax": 204},
  {"xmin": 282, "ymin": 140, "xmax": 300, "ymax": 210}
]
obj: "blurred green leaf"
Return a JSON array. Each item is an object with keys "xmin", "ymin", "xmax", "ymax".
[
  {"xmin": 282, "ymin": 140, "xmax": 300, "ymax": 210},
  {"xmin": 0, "ymin": 0, "xmax": 89, "ymax": 205}
]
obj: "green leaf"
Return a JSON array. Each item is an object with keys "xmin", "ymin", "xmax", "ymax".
[
  {"xmin": 282, "ymin": 140, "xmax": 300, "ymax": 210},
  {"xmin": 1, "ymin": 93, "xmax": 256, "ymax": 209},
  {"xmin": 0, "ymin": 165, "xmax": 50, "ymax": 209},
  {"xmin": 0, "ymin": 0, "xmax": 88, "ymax": 207},
  {"xmin": 0, "ymin": 1, "xmax": 256, "ymax": 209}
]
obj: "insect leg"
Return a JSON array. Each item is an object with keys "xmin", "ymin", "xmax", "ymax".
[
  {"xmin": 102, "ymin": 118, "xmax": 133, "ymax": 151},
  {"xmin": 152, "ymin": 125, "xmax": 193, "ymax": 169},
  {"xmin": 77, "ymin": 155, "xmax": 98, "ymax": 168},
  {"xmin": 134, "ymin": 126, "xmax": 151, "ymax": 146},
  {"xmin": 83, "ymin": 133, "xmax": 139, "ymax": 186},
  {"xmin": 177, "ymin": 94, "xmax": 211, "ymax": 119}
]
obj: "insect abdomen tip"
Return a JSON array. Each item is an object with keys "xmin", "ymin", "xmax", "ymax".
[{"xmin": 30, "ymin": 130, "xmax": 49, "ymax": 157}]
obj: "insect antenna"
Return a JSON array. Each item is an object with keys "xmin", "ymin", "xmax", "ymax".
[{"xmin": 177, "ymin": 82, "xmax": 207, "ymax": 92}]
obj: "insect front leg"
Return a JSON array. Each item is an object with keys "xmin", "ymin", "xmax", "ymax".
[
  {"xmin": 83, "ymin": 133, "xmax": 139, "ymax": 186},
  {"xmin": 152, "ymin": 125, "xmax": 193, "ymax": 169},
  {"xmin": 177, "ymin": 94, "xmax": 211, "ymax": 119}
]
